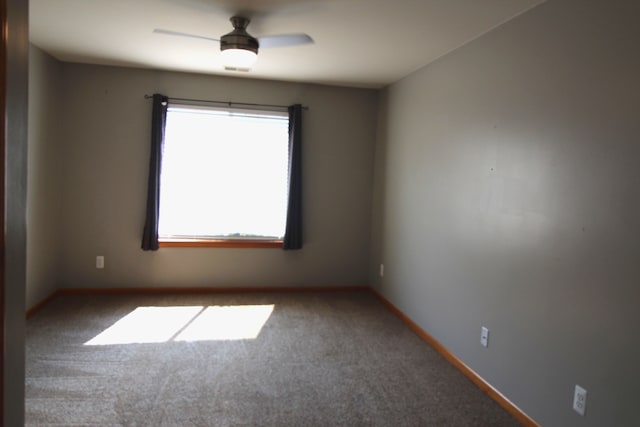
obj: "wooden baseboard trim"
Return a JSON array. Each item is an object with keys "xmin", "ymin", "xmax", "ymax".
[
  {"xmin": 369, "ymin": 288, "xmax": 540, "ymax": 427},
  {"xmin": 56, "ymin": 285, "xmax": 369, "ymax": 296},
  {"xmin": 27, "ymin": 285, "xmax": 368, "ymax": 317},
  {"xmin": 26, "ymin": 286, "xmax": 368, "ymax": 318},
  {"xmin": 26, "ymin": 290, "xmax": 61, "ymax": 319}
]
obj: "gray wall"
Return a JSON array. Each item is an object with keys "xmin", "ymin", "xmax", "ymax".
[
  {"xmin": 371, "ymin": 0, "xmax": 640, "ymax": 426},
  {"xmin": 4, "ymin": 0, "xmax": 28, "ymax": 424},
  {"xmin": 51, "ymin": 63, "xmax": 377, "ymax": 289},
  {"xmin": 27, "ymin": 46, "xmax": 63, "ymax": 309}
]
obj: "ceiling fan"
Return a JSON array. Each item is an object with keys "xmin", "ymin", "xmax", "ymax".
[{"xmin": 154, "ymin": 16, "xmax": 314, "ymax": 71}]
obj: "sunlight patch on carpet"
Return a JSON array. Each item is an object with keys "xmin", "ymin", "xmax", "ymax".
[
  {"xmin": 84, "ymin": 305, "xmax": 274, "ymax": 345},
  {"xmin": 174, "ymin": 305, "xmax": 274, "ymax": 341}
]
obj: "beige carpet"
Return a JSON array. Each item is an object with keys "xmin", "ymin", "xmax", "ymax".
[{"xmin": 26, "ymin": 290, "xmax": 521, "ymax": 426}]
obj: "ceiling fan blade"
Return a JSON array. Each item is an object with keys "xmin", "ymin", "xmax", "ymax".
[
  {"xmin": 258, "ymin": 33, "xmax": 314, "ymax": 48},
  {"xmin": 153, "ymin": 29, "xmax": 220, "ymax": 43}
]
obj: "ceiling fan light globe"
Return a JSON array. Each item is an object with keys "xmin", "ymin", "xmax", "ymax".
[{"xmin": 221, "ymin": 48, "xmax": 258, "ymax": 70}]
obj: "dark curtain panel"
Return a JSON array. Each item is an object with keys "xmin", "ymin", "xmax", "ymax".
[
  {"xmin": 283, "ymin": 104, "xmax": 303, "ymax": 250},
  {"xmin": 141, "ymin": 94, "xmax": 168, "ymax": 251}
]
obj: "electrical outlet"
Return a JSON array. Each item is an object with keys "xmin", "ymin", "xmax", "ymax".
[
  {"xmin": 480, "ymin": 326, "xmax": 489, "ymax": 347},
  {"xmin": 96, "ymin": 256, "xmax": 105, "ymax": 269},
  {"xmin": 379, "ymin": 263, "xmax": 384, "ymax": 277},
  {"xmin": 573, "ymin": 385, "xmax": 587, "ymax": 416}
]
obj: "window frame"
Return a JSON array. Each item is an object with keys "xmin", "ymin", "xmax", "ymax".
[
  {"xmin": 158, "ymin": 239, "xmax": 283, "ymax": 249},
  {"xmin": 157, "ymin": 102, "xmax": 290, "ymax": 248}
]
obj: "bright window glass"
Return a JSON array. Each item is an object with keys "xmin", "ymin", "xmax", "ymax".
[{"xmin": 158, "ymin": 104, "xmax": 289, "ymax": 240}]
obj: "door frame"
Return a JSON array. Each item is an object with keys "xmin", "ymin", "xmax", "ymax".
[
  {"xmin": 2, "ymin": 0, "xmax": 28, "ymax": 423},
  {"xmin": 1, "ymin": 0, "xmax": 8, "ymax": 419}
]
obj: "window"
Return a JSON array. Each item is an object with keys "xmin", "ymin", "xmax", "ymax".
[{"xmin": 158, "ymin": 103, "xmax": 290, "ymax": 247}]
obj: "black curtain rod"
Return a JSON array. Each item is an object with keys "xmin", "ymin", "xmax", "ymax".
[{"xmin": 144, "ymin": 94, "xmax": 308, "ymax": 110}]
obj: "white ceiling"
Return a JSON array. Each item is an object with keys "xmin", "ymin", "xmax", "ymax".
[{"xmin": 29, "ymin": 0, "xmax": 545, "ymax": 89}]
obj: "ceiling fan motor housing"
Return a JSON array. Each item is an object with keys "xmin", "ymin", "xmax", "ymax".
[{"xmin": 221, "ymin": 16, "xmax": 259, "ymax": 54}]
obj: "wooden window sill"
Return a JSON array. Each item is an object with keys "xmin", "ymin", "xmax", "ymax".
[{"xmin": 159, "ymin": 239, "xmax": 283, "ymax": 248}]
